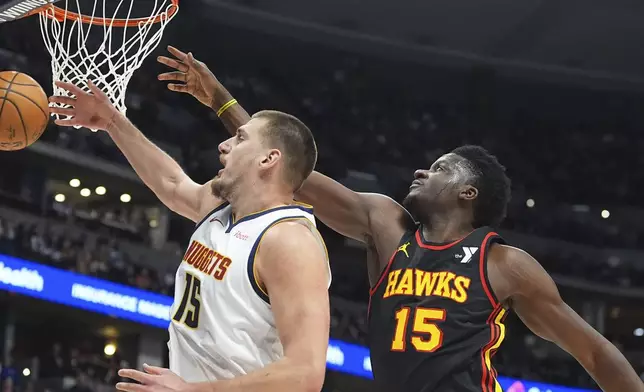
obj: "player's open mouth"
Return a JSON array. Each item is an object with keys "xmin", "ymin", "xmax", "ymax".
[{"xmin": 410, "ymin": 180, "xmax": 422, "ymax": 189}]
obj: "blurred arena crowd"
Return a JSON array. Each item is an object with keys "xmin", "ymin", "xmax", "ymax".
[{"xmin": 0, "ymin": 10, "xmax": 643, "ymax": 392}]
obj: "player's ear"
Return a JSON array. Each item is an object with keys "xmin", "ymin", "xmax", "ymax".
[
  {"xmin": 259, "ymin": 148, "xmax": 282, "ymax": 169},
  {"xmin": 459, "ymin": 185, "xmax": 478, "ymax": 201}
]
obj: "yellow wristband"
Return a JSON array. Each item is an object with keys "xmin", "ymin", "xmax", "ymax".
[{"xmin": 216, "ymin": 99, "xmax": 238, "ymax": 117}]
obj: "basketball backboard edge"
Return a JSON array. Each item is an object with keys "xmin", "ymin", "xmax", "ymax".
[{"xmin": 0, "ymin": 0, "xmax": 61, "ymax": 24}]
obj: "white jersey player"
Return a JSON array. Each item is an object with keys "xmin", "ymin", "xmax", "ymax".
[
  {"xmin": 50, "ymin": 81, "xmax": 331, "ymax": 392},
  {"xmin": 169, "ymin": 202, "xmax": 329, "ymax": 382}
]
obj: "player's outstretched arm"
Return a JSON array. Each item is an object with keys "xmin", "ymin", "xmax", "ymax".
[
  {"xmin": 158, "ymin": 46, "xmax": 251, "ymax": 135},
  {"xmin": 159, "ymin": 47, "xmax": 414, "ymax": 242},
  {"xmin": 49, "ymin": 81, "xmax": 222, "ymax": 223},
  {"xmin": 296, "ymin": 176, "xmax": 414, "ymax": 242},
  {"xmin": 491, "ymin": 245, "xmax": 644, "ymax": 392}
]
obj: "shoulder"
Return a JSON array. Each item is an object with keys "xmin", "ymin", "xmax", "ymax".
[
  {"xmin": 487, "ymin": 243, "xmax": 555, "ymax": 300},
  {"xmin": 262, "ymin": 219, "xmax": 317, "ymax": 243},
  {"xmin": 194, "ymin": 180, "xmax": 228, "ymax": 223},
  {"xmin": 360, "ymin": 193, "xmax": 416, "ymax": 231},
  {"xmin": 194, "ymin": 200, "xmax": 230, "ymax": 230},
  {"xmin": 255, "ymin": 219, "xmax": 329, "ymax": 289},
  {"xmin": 488, "ymin": 243, "xmax": 531, "ymax": 262},
  {"xmin": 258, "ymin": 219, "xmax": 325, "ymax": 262},
  {"xmin": 360, "ymin": 192, "xmax": 406, "ymax": 213}
]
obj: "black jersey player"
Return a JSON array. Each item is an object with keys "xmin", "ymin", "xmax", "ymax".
[{"xmin": 158, "ymin": 46, "xmax": 644, "ymax": 392}]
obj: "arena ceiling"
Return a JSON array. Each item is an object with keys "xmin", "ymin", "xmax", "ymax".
[{"xmin": 202, "ymin": 0, "xmax": 644, "ymax": 86}]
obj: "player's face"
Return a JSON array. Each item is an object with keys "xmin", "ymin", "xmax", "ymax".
[
  {"xmin": 211, "ymin": 117, "xmax": 272, "ymax": 199},
  {"xmin": 403, "ymin": 153, "xmax": 477, "ymax": 216}
]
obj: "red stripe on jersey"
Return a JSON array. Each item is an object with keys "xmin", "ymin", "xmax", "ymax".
[
  {"xmin": 480, "ymin": 305, "xmax": 503, "ymax": 392},
  {"xmin": 414, "ymin": 230, "xmax": 470, "ymax": 250},
  {"xmin": 369, "ymin": 250, "xmax": 398, "ymax": 298},
  {"xmin": 479, "ymin": 232, "xmax": 500, "ymax": 308},
  {"xmin": 368, "ymin": 249, "xmax": 399, "ymax": 317}
]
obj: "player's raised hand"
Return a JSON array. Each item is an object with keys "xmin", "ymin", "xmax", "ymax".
[
  {"xmin": 48, "ymin": 80, "xmax": 118, "ymax": 131},
  {"xmin": 158, "ymin": 45, "xmax": 218, "ymax": 107},
  {"xmin": 116, "ymin": 364, "xmax": 188, "ymax": 392}
]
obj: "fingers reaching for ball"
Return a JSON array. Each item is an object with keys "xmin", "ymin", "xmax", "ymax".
[
  {"xmin": 54, "ymin": 80, "xmax": 87, "ymax": 97},
  {"xmin": 52, "ymin": 117, "xmax": 83, "ymax": 128},
  {"xmin": 49, "ymin": 95, "xmax": 76, "ymax": 106},
  {"xmin": 48, "ymin": 106, "xmax": 76, "ymax": 117},
  {"xmin": 158, "ymin": 71, "xmax": 187, "ymax": 82},
  {"xmin": 48, "ymin": 95, "xmax": 78, "ymax": 122},
  {"xmin": 47, "ymin": 79, "xmax": 119, "ymax": 131}
]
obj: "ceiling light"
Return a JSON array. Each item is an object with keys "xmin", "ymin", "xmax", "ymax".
[{"xmin": 104, "ymin": 342, "xmax": 117, "ymax": 356}]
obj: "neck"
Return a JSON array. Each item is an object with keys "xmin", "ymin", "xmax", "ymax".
[
  {"xmin": 420, "ymin": 210, "xmax": 474, "ymax": 244},
  {"xmin": 229, "ymin": 182, "xmax": 293, "ymax": 219}
]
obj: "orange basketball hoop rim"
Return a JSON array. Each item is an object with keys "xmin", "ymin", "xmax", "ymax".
[{"xmin": 35, "ymin": 0, "xmax": 179, "ymax": 27}]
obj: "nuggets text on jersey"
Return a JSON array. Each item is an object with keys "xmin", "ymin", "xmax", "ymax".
[{"xmin": 182, "ymin": 240, "xmax": 232, "ymax": 280}]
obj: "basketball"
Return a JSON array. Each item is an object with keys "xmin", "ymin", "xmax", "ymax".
[{"xmin": 0, "ymin": 71, "xmax": 50, "ymax": 151}]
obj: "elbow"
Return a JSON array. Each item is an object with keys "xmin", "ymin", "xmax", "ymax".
[
  {"xmin": 583, "ymin": 338, "xmax": 611, "ymax": 374},
  {"xmin": 304, "ymin": 370, "xmax": 325, "ymax": 392},
  {"xmin": 583, "ymin": 343, "xmax": 601, "ymax": 374},
  {"xmin": 297, "ymin": 362, "xmax": 326, "ymax": 392}
]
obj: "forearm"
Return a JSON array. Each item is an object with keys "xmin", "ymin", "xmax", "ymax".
[
  {"xmin": 587, "ymin": 340, "xmax": 644, "ymax": 391},
  {"xmin": 106, "ymin": 113, "xmax": 188, "ymax": 209},
  {"xmin": 191, "ymin": 357, "xmax": 322, "ymax": 392},
  {"xmin": 209, "ymin": 78, "xmax": 251, "ymax": 135}
]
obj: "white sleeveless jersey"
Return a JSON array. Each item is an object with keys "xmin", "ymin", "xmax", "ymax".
[{"xmin": 168, "ymin": 203, "xmax": 330, "ymax": 383}]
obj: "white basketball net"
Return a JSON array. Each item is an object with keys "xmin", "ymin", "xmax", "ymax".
[{"xmin": 38, "ymin": 0, "xmax": 178, "ymax": 123}]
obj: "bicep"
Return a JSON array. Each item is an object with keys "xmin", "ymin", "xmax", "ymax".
[
  {"xmin": 509, "ymin": 254, "xmax": 603, "ymax": 368},
  {"xmin": 257, "ymin": 223, "xmax": 330, "ymax": 365},
  {"xmin": 296, "ymin": 171, "xmax": 411, "ymax": 242},
  {"xmin": 295, "ymin": 172, "xmax": 369, "ymax": 240},
  {"xmin": 514, "ymin": 289, "xmax": 602, "ymax": 359}
]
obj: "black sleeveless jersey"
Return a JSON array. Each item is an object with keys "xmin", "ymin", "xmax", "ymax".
[{"xmin": 368, "ymin": 226, "xmax": 508, "ymax": 392}]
